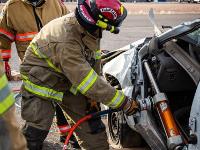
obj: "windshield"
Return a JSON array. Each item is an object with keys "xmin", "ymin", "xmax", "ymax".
[{"xmin": 186, "ymin": 28, "xmax": 200, "ymax": 46}]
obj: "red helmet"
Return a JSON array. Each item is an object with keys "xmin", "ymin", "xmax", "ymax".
[{"xmin": 77, "ymin": 0, "xmax": 127, "ymax": 34}]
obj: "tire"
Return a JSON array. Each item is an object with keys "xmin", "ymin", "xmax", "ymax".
[{"xmin": 108, "ymin": 110, "xmax": 144, "ymax": 149}]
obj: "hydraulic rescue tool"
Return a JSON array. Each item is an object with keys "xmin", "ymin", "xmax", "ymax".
[
  {"xmin": 143, "ymin": 60, "xmax": 183, "ymax": 150},
  {"xmin": 62, "ymin": 109, "xmax": 118, "ymax": 150}
]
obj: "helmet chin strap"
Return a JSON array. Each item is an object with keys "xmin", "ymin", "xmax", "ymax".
[{"xmin": 96, "ymin": 20, "xmax": 120, "ymax": 34}]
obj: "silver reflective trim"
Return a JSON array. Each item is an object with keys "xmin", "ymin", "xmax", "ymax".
[
  {"xmin": 79, "ymin": 71, "xmax": 97, "ymax": 93},
  {"xmin": 1, "ymin": 53, "xmax": 10, "ymax": 57},
  {"xmin": 0, "ymin": 85, "xmax": 10, "ymax": 102},
  {"xmin": 16, "ymin": 34, "xmax": 36, "ymax": 40},
  {"xmin": 109, "ymin": 91, "xmax": 123, "ymax": 108},
  {"xmin": 23, "ymin": 81, "xmax": 63, "ymax": 101}
]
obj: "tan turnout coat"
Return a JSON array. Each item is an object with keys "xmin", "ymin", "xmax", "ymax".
[
  {"xmin": 20, "ymin": 13, "xmax": 127, "ymax": 109},
  {"xmin": 0, "ymin": 0, "xmax": 68, "ymax": 60}
]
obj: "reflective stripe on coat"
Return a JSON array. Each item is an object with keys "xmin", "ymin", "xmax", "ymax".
[{"xmin": 20, "ymin": 13, "xmax": 126, "ymax": 109}]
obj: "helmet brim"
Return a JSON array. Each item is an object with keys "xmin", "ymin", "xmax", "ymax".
[
  {"xmin": 112, "ymin": 7, "xmax": 127, "ymax": 27},
  {"xmin": 77, "ymin": 1, "xmax": 96, "ymax": 26}
]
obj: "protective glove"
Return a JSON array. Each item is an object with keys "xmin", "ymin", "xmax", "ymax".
[
  {"xmin": 122, "ymin": 98, "xmax": 140, "ymax": 116},
  {"xmin": 4, "ymin": 60, "xmax": 11, "ymax": 80}
]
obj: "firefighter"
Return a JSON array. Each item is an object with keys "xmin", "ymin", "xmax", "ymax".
[
  {"xmin": 0, "ymin": 54, "xmax": 27, "ymax": 150},
  {"xmin": 0, "ymin": 0, "xmax": 79, "ymax": 148},
  {"xmin": 20, "ymin": 0, "xmax": 139, "ymax": 149},
  {"xmin": 0, "ymin": 0, "xmax": 68, "ymax": 78}
]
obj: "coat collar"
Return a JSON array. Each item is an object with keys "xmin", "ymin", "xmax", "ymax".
[{"xmin": 22, "ymin": 0, "xmax": 46, "ymax": 7}]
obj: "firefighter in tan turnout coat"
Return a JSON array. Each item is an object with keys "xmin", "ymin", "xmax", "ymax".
[
  {"xmin": 20, "ymin": 0, "xmax": 140, "ymax": 149},
  {"xmin": 0, "ymin": 0, "xmax": 68, "ymax": 61},
  {"xmin": 0, "ymin": 54, "xmax": 27, "ymax": 150},
  {"xmin": 0, "ymin": 0, "xmax": 68, "ymax": 80},
  {"xmin": 0, "ymin": 0, "xmax": 80, "ymax": 148}
]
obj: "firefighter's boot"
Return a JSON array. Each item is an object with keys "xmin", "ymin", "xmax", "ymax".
[{"xmin": 22, "ymin": 125, "xmax": 48, "ymax": 150}]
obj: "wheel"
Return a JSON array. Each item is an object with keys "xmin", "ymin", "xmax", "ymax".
[
  {"xmin": 108, "ymin": 110, "xmax": 144, "ymax": 149},
  {"xmin": 108, "ymin": 111, "xmax": 122, "ymax": 149}
]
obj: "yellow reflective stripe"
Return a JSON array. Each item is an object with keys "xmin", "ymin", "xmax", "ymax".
[
  {"xmin": 0, "ymin": 74, "xmax": 8, "ymax": 90},
  {"xmin": 110, "ymin": 26, "xmax": 115, "ymax": 33},
  {"xmin": 104, "ymin": 19, "xmax": 108, "ymax": 22},
  {"xmin": 77, "ymin": 69, "xmax": 98, "ymax": 94},
  {"xmin": 22, "ymin": 75, "xmax": 63, "ymax": 101},
  {"xmin": 30, "ymin": 43, "xmax": 62, "ymax": 73},
  {"xmin": 22, "ymin": 74, "xmax": 28, "ymax": 80},
  {"xmin": 46, "ymin": 59, "xmax": 62, "ymax": 73},
  {"xmin": 96, "ymin": 20, "xmax": 107, "ymax": 29},
  {"xmin": 70, "ymin": 85, "xmax": 78, "ymax": 95},
  {"xmin": 0, "ymin": 74, "xmax": 15, "ymax": 115},
  {"xmin": 107, "ymin": 90, "xmax": 125, "ymax": 108},
  {"xmin": 95, "ymin": 50, "xmax": 101, "ymax": 60},
  {"xmin": 120, "ymin": 5, "xmax": 124, "ymax": 15},
  {"xmin": 30, "ymin": 43, "xmax": 46, "ymax": 59},
  {"xmin": 23, "ymin": 80, "xmax": 63, "ymax": 101},
  {"xmin": 99, "ymin": 15, "xmax": 103, "ymax": 19},
  {"xmin": 0, "ymin": 93, "xmax": 15, "ymax": 115}
]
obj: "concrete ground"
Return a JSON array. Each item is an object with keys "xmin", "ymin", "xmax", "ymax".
[
  {"xmin": 5, "ymin": 2, "xmax": 200, "ymax": 150},
  {"xmin": 64, "ymin": 2, "xmax": 200, "ymax": 15}
]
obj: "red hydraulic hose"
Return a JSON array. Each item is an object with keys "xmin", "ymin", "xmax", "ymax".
[
  {"xmin": 4, "ymin": 61, "xmax": 11, "ymax": 80},
  {"xmin": 62, "ymin": 109, "xmax": 117, "ymax": 150},
  {"xmin": 62, "ymin": 114, "xmax": 92, "ymax": 150}
]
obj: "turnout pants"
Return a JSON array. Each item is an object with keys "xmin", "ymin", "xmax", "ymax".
[{"xmin": 21, "ymin": 89, "xmax": 109, "ymax": 150}]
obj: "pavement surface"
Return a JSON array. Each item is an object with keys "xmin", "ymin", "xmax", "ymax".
[
  {"xmin": 64, "ymin": 3, "xmax": 200, "ymax": 15},
  {"xmin": 5, "ymin": 3, "xmax": 200, "ymax": 150},
  {"xmin": 1, "ymin": 2, "xmax": 200, "ymax": 14}
]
